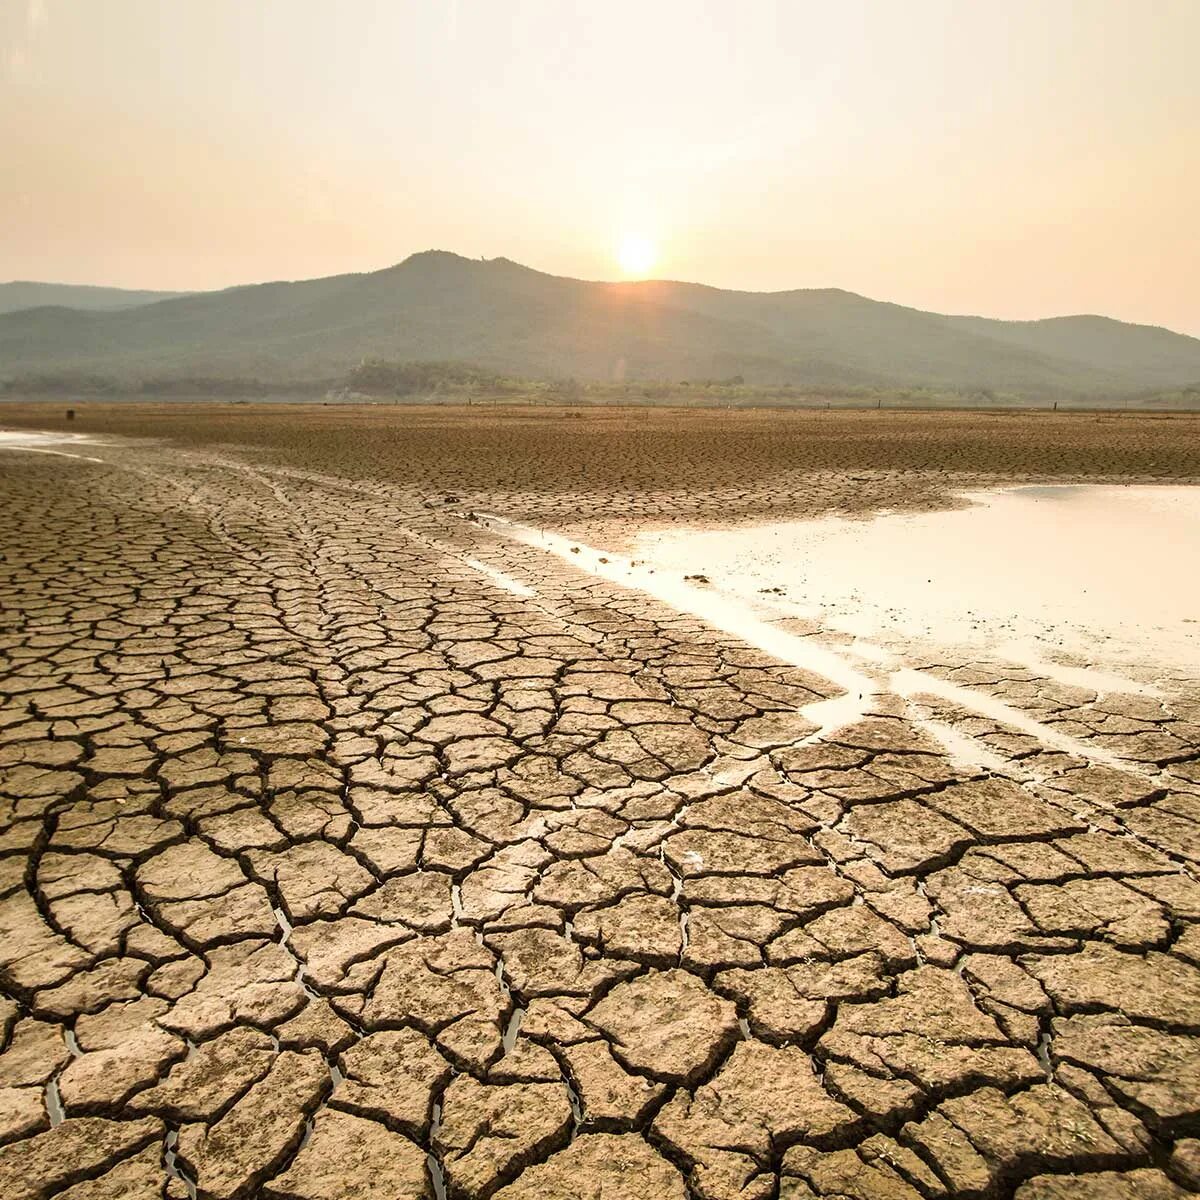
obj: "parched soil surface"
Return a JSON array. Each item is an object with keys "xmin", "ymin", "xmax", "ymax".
[
  {"xmin": 1, "ymin": 403, "xmax": 1199, "ymax": 1200},
  {"xmin": 4, "ymin": 401, "xmax": 1200, "ymax": 534}
]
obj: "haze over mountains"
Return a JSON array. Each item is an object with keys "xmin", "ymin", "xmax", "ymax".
[
  {"xmin": 2, "ymin": 252, "xmax": 1199, "ymax": 398},
  {"xmin": 0, "ymin": 282, "xmax": 190, "ymax": 316}
]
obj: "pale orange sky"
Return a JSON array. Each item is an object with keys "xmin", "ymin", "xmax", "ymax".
[{"xmin": 2, "ymin": 0, "xmax": 1198, "ymax": 333}]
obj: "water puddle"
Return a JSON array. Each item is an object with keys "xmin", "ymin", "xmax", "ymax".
[
  {"xmin": 501, "ymin": 1007, "xmax": 525, "ymax": 1052},
  {"xmin": 480, "ymin": 485, "xmax": 1199, "ymax": 773},
  {"xmin": 459, "ymin": 557, "xmax": 536, "ymax": 598},
  {"xmin": 891, "ymin": 667, "xmax": 1132, "ymax": 772},
  {"xmin": 163, "ymin": 1129, "xmax": 199, "ymax": 1199},
  {"xmin": 905, "ymin": 713, "xmax": 1014, "ymax": 775},
  {"xmin": 477, "ymin": 512, "xmax": 880, "ymax": 737},
  {"xmin": 634, "ymin": 485, "xmax": 1200, "ymax": 679},
  {"xmin": 0, "ymin": 430, "xmax": 106, "ymax": 463},
  {"xmin": 44, "ymin": 1078, "xmax": 64, "ymax": 1126},
  {"xmin": 428, "ymin": 1100, "xmax": 448, "ymax": 1200}
]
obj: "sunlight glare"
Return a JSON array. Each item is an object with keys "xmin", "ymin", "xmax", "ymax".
[{"xmin": 617, "ymin": 233, "xmax": 658, "ymax": 277}]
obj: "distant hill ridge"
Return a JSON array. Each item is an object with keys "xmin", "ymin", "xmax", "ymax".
[
  {"xmin": 0, "ymin": 281, "xmax": 190, "ymax": 316},
  {"xmin": 2, "ymin": 251, "xmax": 1198, "ymax": 398}
]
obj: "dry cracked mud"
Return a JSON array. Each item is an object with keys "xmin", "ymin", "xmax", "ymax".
[{"xmin": 1, "ymin": 403, "xmax": 1199, "ymax": 1199}]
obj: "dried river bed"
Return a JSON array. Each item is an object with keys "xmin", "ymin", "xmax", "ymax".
[{"xmin": 1, "ymin": 426, "xmax": 1198, "ymax": 1199}]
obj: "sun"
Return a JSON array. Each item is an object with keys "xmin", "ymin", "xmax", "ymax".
[{"xmin": 617, "ymin": 233, "xmax": 658, "ymax": 278}]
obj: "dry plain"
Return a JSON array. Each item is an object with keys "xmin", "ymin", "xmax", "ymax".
[{"xmin": 1, "ymin": 403, "xmax": 1199, "ymax": 1200}]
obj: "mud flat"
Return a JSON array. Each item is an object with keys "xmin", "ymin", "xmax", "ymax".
[{"xmin": 1, "ymin": 404, "xmax": 1199, "ymax": 1199}]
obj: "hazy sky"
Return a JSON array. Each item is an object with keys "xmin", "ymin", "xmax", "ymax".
[{"xmin": 3, "ymin": 0, "xmax": 1198, "ymax": 333}]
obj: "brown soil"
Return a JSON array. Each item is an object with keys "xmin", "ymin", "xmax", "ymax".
[
  {"xmin": 4, "ymin": 401, "xmax": 1200, "ymax": 525},
  {"xmin": 0, "ymin": 402, "xmax": 1197, "ymax": 1199}
]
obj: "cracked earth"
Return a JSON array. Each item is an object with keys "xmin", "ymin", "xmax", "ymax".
[{"xmin": 1, "ymin": 406, "xmax": 1199, "ymax": 1200}]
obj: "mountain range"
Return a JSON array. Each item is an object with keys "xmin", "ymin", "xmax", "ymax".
[
  {"xmin": 0, "ymin": 281, "xmax": 190, "ymax": 316},
  {"xmin": 2, "ymin": 252, "xmax": 1198, "ymax": 398}
]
